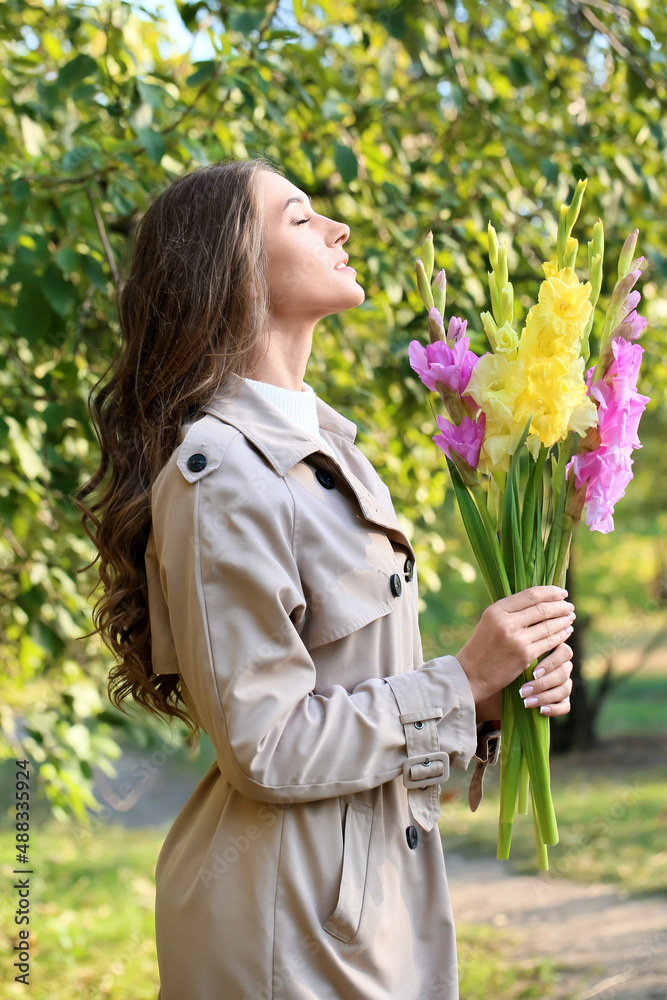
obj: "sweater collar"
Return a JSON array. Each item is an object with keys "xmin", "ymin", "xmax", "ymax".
[{"xmin": 200, "ymin": 372, "xmax": 358, "ymax": 477}]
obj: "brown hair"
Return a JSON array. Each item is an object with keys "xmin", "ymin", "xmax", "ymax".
[{"xmin": 73, "ymin": 156, "xmax": 280, "ymax": 739}]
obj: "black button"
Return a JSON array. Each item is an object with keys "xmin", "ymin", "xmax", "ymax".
[
  {"xmin": 404, "ymin": 557, "xmax": 414, "ymax": 582},
  {"xmin": 315, "ymin": 468, "xmax": 336, "ymax": 489},
  {"xmin": 187, "ymin": 453, "xmax": 207, "ymax": 472},
  {"xmin": 390, "ymin": 573, "xmax": 402, "ymax": 597},
  {"xmin": 406, "ymin": 825, "xmax": 419, "ymax": 850}
]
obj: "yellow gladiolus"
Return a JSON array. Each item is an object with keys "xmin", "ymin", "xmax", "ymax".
[
  {"xmin": 466, "ymin": 263, "xmax": 596, "ymax": 467},
  {"xmin": 494, "ymin": 320, "xmax": 520, "ymax": 355}
]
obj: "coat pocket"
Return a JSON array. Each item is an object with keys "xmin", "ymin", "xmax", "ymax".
[{"xmin": 322, "ymin": 803, "xmax": 374, "ymax": 944}]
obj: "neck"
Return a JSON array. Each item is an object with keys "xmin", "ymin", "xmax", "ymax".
[{"xmin": 247, "ymin": 318, "xmax": 315, "ymax": 390}]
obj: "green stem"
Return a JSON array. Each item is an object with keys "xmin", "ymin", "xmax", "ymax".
[
  {"xmin": 497, "ymin": 685, "xmax": 521, "ymax": 860},
  {"xmin": 531, "ymin": 786, "xmax": 550, "ymax": 871},
  {"xmin": 471, "ymin": 483, "xmax": 512, "ymax": 597},
  {"xmin": 508, "ymin": 682, "xmax": 559, "ymax": 845},
  {"xmin": 517, "ymin": 754, "xmax": 530, "ymax": 815}
]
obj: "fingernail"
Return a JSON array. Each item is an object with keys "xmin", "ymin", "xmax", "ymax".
[
  {"xmin": 540, "ymin": 705, "xmax": 551, "ymax": 715},
  {"xmin": 560, "ymin": 588, "xmax": 568, "ymax": 596},
  {"xmin": 565, "ymin": 624, "xmax": 574, "ymax": 635},
  {"xmin": 523, "ymin": 696, "xmax": 538, "ymax": 708},
  {"xmin": 533, "ymin": 666, "xmax": 546, "ymax": 678},
  {"xmin": 568, "ymin": 612, "xmax": 576, "ymax": 621},
  {"xmin": 519, "ymin": 684, "xmax": 534, "ymax": 697}
]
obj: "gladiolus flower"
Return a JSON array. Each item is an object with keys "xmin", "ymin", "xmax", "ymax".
[
  {"xmin": 621, "ymin": 309, "xmax": 648, "ymax": 341},
  {"xmin": 494, "ymin": 321, "xmax": 520, "ymax": 354},
  {"xmin": 408, "ymin": 336, "xmax": 478, "ymax": 395},
  {"xmin": 567, "ymin": 337, "xmax": 649, "ymax": 532},
  {"xmin": 433, "ymin": 412, "xmax": 486, "ymax": 469},
  {"xmin": 446, "ymin": 316, "xmax": 468, "ymax": 344}
]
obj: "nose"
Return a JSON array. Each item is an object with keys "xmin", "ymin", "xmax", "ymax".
[{"xmin": 331, "ymin": 219, "xmax": 350, "ymax": 247}]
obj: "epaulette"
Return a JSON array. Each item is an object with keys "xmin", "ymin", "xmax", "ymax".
[{"xmin": 176, "ymin": 413, "xmax": 239, "ymax": 483}]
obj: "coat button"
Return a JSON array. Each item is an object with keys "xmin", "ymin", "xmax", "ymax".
[
  {"xmin": 404, "ymin": 557, "xmax": 414, "ymax": 581},
  {"xmin": 406, "ymin": 825, "xmax": 419, "ymax": 850},
  {"xmin": 187, "ymin": 453, "xmax": 207, "ymax": 472},
  {"xmin": 390, "ymin": 573, "xmax": 402, "ymax": 597},
  {"xmin": 315, "ymin": 468, "xmax": 336, "ymax": 489}
]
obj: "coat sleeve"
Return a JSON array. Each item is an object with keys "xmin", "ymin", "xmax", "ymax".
[{"xmin": 148, "ymin": 431, "xmax": 478, "ymax": 807}]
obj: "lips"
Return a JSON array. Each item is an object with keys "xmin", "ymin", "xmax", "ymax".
[{"xmin": 334, "ymin": 254, "xmax": 349, "ymax": 270}]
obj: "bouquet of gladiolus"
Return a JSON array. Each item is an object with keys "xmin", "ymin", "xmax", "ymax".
[{"xmin": 409, "ymin": 178, "xmax": 650, "ymax": 869}]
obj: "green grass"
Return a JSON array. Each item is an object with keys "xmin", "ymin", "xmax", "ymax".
[
  {"xmin": 457, "ymin": 922, "xmax": 560, "ymax": 999},
  {"xmin": 1, "ymin": 819, "xmax": 167, "ymax": 1000},
  {"xmin": 440, "ymin": 757, "xmax": 667, "ymax": 894},
  {"xmin": 0, "ymin": 814, "xmax": 567, "ymax": 1000},
  {"xmin": 593, "ymin": 673, "xmax": 667, "ymax": 737}
]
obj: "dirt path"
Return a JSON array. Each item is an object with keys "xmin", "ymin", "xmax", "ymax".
[{"xmin": 447, "ymin": 852, "xmax": 667, "ymax": 1000}]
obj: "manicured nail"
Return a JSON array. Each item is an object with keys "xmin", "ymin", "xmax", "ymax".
[
  {"xmin": 565, "ymin": 624, "xmax": 574, "ymax": 635},
  {"xmin": 523, "ymin": 696, "xmax": 538, "ymax": 708},
  {"xmin": 533, "ymin": 666, "xmax": 546, "ymax": 679},
  {"xmin": 560, "ymin": 588, "xmax": 568, "ymax": 596},
  {"xmin": 540, "ymin": 705, "xmax": 551, "ymax": 715},
  {"xmin": 519, "ymin": 684, "xmax": 534, "ymax": 698}
]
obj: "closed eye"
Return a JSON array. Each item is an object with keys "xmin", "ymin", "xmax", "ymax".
[{"xmin": 294, "ymin": 218, "xmax": 310, "ymax": 225}]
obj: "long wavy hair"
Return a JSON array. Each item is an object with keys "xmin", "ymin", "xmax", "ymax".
[{"xmin": 73, "ymin": 156, "xmax": 280, "ymax": 739}]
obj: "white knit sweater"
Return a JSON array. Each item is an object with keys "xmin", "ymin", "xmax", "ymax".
[{"xmin": 243, "ymin": 377, "xmax": 337, "ymax": 458}]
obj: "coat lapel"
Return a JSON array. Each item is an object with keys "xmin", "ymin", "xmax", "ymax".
[{"xmin": 199, "ymin": 375, "xmax": 416, "ymax": 560}]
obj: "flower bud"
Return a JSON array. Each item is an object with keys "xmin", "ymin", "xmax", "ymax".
[
  {"xmin": 433, "ymin": 269, "xmax": 447, "ymax": 315},
  {"xmin": 563, "ymin": 237, "xmax": 578, "ymax": 271},
  {"xmin": 494, "ymin": 320, "xmax": 519, "ymax": 354},
  {"xmin": 481, "ymin": 310, "xmax": 498, "ymax": 348},
  {"xmin": 416, "ymin": 259, "xmax": 434, "ymax": 310},
  {"xmin": 427, "ymin": 306, "xmax": 445, "ymax": 343},
  {"xmin": 487, "ymin": 222, "xmax": 500, "ymax": 271},
  {"xmin": 565, "ymin": 177, "xmax": 588, "ymax": 236},
  {"xmin": 421, "ymin": 231, "xmax": 435, "ymax": 282},
  {"xmin": 497, "ymin": 242, "xmax": 508, "ymax": 288},
  {"xmin": 618, "ymin": 229, "xmax": 639, "ymax": 280},
  {"xmin": 500, "ymin": 283, "xmax": 514, "ymax": 325}
]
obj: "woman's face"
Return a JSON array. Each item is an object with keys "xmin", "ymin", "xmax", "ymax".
[{"xmin": 258, "ymin": 169, "xmax": 365, "ymax": 324}]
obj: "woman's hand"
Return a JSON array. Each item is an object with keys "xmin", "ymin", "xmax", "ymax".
[
  {"xmin": 474, "ymin": 639, "xmax": 574, "ymax": 722},
  {"xmin": 454, "ymin": 585, "xmax": 575, "ymax": 709}
]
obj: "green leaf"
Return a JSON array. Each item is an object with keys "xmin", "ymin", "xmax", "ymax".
[
  {"xmin": 185, "ymin": 60, "xmax": 216, "ymax": 88},
  {"xmin": 78, "ymin": 253, "xmax": 107, "ymax": 287},
  {"xmin": 334, "ymin": 142, "xmax": 358, "ymax": 183},
  {"xmin": 136, "ymin": 126, "xmax": 166, "ymax": 165},
  {"xmin": 228, "ymin": 8, "xmax": 266, "ymax": 35},
  {"xmin": 136, "ymin": 80, "xmax": 167, "ymax": 110},
  {"xmin": 446, "ymin": 457, "xmax": 506, "ymax": 602},
  {"xmin": 13, "ymin": 282, "xmax": 55, "ymax": 344},
  {"xmin": 57, "ymin": 53, "xmax": 98, "ymax": 89},
  {"xmin": 11, "ymin": 178, "xmax": 31, "ymax": 202},
  {"xmin": 54, "ymin": 247, "xmax": 80, "ymax": 274},
  {"xmin": 42, "ymin": 264, "xmax": 75, "ymax": 317}
]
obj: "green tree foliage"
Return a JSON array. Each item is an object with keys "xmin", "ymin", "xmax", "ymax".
[{"xmin": 1, "ymin": 0, "xmax": 665, "ymax": 817}]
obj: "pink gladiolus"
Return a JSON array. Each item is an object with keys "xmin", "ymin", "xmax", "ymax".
[
  {"xmin": 621, "ymin": 290, "xmax": 641, "ymax": 320},
  {"xmin": 408, "ymin": 335, "xmax": 478, "ymax": 394},
  {"xmin": 433, "ymin": 412, "xmax": 486, "ymax": 469},
  {"xmin": 429, "ymin": 306, "xmax": 445, "ymax": 330},
  {"xmin": 568, "ymin": 337, "xmax": 650, "ymax": 532},
  {"xmin": 618, "ymin": 308, "xmax": 647, "ymax": 341},
  {"xmin": 446, "ymin": 316, "xmax": 468, "ymax": 343}
]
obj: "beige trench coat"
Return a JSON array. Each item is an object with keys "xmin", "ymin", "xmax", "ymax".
[{"xmin": 145, "ymin": 373, "xmax": 492, "ymax": 1000}]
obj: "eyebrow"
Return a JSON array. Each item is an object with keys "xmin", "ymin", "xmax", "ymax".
[{"xmin": 283, "ymin": 194, "xmax": 312, "ymax": 211}]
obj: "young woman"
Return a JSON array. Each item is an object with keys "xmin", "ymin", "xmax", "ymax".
[{"xmin": 75, "ymin": 157, "xmax": 574, "ymax": 1000}]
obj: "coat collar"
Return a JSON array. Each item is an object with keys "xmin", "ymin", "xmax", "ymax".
[
  {"xmin": 200, "ymin": 372, "xmax": 358, "ymax": 478},
  {"xmin": 200, "ymin": 373, "xmax": 416, "ymax": 560}
]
